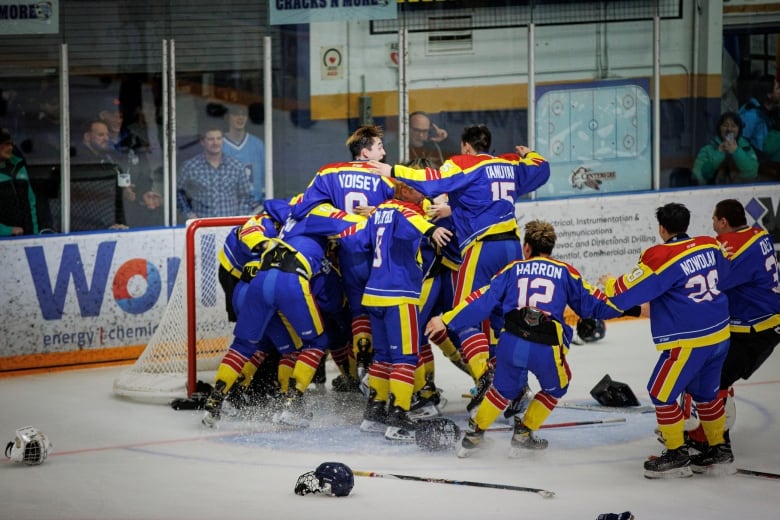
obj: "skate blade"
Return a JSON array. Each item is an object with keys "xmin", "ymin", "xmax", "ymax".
[
  {"xmin": 201, "ymin": 412, "xmax": 219, "ymax": 428},
  {"xmin": 508, "ymin": 446, "xmax": 528, "ymax": 459},
  {"xmin": 508, "ymin": 444, "xmax": 548, "ymax": 458},
  {"xmin": 692, "ymin": 462, "xmax": 737, "ymax": 476},
  {"xmin": 457, "ymin": 445, "xmax": 479, "ymax": 458},
  {"xmin": 221, "ymin": 402, "xmax": 240, "ymax": 418},
  {"xmin": 384, "ymin": 426, "xmax": 415, "ymax": 442},
  {"xmin": 359, "ymin": 419, "xmax": 387, "ymax": 433},
  {"xmin": 643, "ymin": 466, "xmax": 694, "ymax": 479},
  {"xmin": 274, "ymin": 411, "xmax": 311, "ymax": 428}
]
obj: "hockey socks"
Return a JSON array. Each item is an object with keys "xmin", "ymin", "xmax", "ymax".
[
  {"xmin": 654, "ymin": 403, "xmax": 686, "ymax": 450},
  {"xmin": 291, "ymin": 348, "xmax": 326, "ymax": 393},
  {"xmin": 520, "ymin": 392, "xmax": 558, "ymax": 431}
]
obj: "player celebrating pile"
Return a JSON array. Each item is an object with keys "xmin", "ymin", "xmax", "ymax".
[{"xmin": 371, "ymin": 124, "xmax": 551, "ymax": 402}]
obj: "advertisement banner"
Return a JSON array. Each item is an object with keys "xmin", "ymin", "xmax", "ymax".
[
  {"xmin": 1, "ymin": 186, "xmax": 778, "ymax": 371},
  {"xmin": 518, "ymin": 186, "xmax": 780, "ymax": 284},
  {"xmin": 0, "ymin": 0, "xmax": 58, "ymax": 34},
  {"xmin": 270, "ymin": 0, "xmax": 397, "ymax": 25}
]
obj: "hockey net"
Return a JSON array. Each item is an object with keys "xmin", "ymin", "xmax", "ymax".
[{"xmin": 113, "ymin": 217, "xmax": 248, "ymax": 404}]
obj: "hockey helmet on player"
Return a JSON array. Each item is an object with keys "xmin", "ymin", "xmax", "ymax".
[
  {"xmin": 4, "ymin": 426, "xmax": 53, "ymax": 465},
  {"xmin": 295, "ymin": 462, "xmax": 354, "ymax": 497},
  {"xmin": 414, "ymin": 417, "xmax": 461, "ymax": 451},
  {"xmin": 576, "ymin": 318, "xmax": 606, "ymax": 342}
]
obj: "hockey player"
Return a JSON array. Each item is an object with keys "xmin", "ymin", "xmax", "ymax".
[
  {"xmin": 370, "ymin": 124, "xmax": 550, "ymax": 401},
  {"xmin": 292, "ymin": 125, "xmax": 397, "ymax": 388},
  {"xmin": 690, "ymin": 199, "xmax": 779, "ymax": 453},
  {"xmin": 601, "ymin": 203, "xmax": 733, "ymax": 478},
  {"xmin": 340, "ymin": 181, "xmax": 452, "ymax": 440},
  {"xmin": 217, "ymin": 207, "xmax": 280, "ymax": 322},
  {"xmin": 413, "ymin": 192, "xmax": 468, "ymax": 415},
  {"xmin": 425, "ymin": 220, "xmax": 632, "ymax": 457},
  {"xmin": 202, "ymin": 203, "xmax": 356, "ymax": 428}
]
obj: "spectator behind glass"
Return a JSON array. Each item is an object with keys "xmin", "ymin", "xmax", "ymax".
[
  {"xmin": 222, "ymin": 103, "xmax": 265, "ymax": 208},
  {"xmin": 0, "ymin": 128, "xmax": 39, "ymax": 236},
  {"xmin": 69, "ymin": 120, "xmax": 128, "ymax": 231},
  {"xmin": 692, "ymin": 112, "xmax": 758, "ymax": 185},
  {"xmin": 408, "ymin": 111, "xmax": 456, "ymax": 168},
  {"xmin": 738, "ymin": 75, "xmax": 780, "ymax": 164},
  {"xmin": 99, "ymin": 98, "xmax": 163, "ymax": 227},
  {"xmin": 177, "ymin": 125, "xmax": 255, "ymax": 219}
]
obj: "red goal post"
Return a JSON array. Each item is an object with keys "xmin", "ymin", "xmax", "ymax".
[{"xmin": 113, "ymin": 216, "xmax": 249, "ymax": 403}]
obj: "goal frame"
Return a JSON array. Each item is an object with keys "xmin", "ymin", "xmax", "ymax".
[{"xmin": 184, "ymin": 216, "xmax": 248, "ymax": 397}]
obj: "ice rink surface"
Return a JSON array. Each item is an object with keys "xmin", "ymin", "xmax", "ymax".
[{"xmin": 1, "ymin": 318, "xmax": 778, "ymax": 520}]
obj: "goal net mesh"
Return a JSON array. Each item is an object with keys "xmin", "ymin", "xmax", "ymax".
[{"xmin": 113, "ymin": 218, "xmax": 245, "ymax": 403}]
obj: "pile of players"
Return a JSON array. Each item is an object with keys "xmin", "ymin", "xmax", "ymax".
[{"xmin": 197, "ymin": 122, "xmax": 780, "ymax": 479}]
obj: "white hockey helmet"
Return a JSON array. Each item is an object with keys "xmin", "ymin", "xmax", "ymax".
[{"xmin": 4, "ymin": 426, "xmax": 53, "ymax": 465}]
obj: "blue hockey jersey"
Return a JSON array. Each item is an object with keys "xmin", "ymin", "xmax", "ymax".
[
  {"xmin": 339, "ymin": 199, "xmax": 436, "ymax": 307},
  {"xmin": 716, "ymin": 226, "xmax": 780, "ymax": 332},
  {"xmin": 605, "ymin": 234, "xmax": 731, "ymax": 350},
  {"xmin": 442, "ymin": 256, "xmax": 623, "ymax": 346},
  {"xmin": 291, "ymin": 161, "xmax": 396, "ymax": 220},
  {"xmin": 390, "ymin": 151, "xmax": 550, "ymax": 251}
]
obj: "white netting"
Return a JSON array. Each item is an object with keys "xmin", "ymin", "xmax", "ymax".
[{"xmin": 113, "ymin": 218, "xmax": 246, "ymax": 403}]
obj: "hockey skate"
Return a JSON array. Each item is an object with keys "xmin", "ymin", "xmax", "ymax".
[
  {"xmin": 689, "ymin": 443, "xmax": 736, "ymax": 475},
  {"xmin": 509, "ymin": 419, "xmax": 548, "ymax": 457},
  {"xmin": 408, "ymin": 396, "xmax": 441, "ymax": 420},
  {"xmin": 384, "ymin": 405, "xmax": 417, "ymax": 442},
  {"xmin": 331, "ymin": 374, "xmax": 362, "ymax": 393},
  {"xmin": 457, "ymin": 419, "xmax": 485, "ymax": 458},
  {"xmin": 274, "ymin": 387, "xmax": 312, "ymax": 428},
  {"xmin": 201, "ymin": 381, "xmax": 227, "ymax": 428},
  {"xmin": 360, "ymin": 392, "xmax": 388, "ymax": 433},
  {"xmin": 409, "ymin": 382, "xmax": 446, "ymax": 420},
  {"xmin": 643, "ymin": 446, "xmax": 692, "ymax": 479}
]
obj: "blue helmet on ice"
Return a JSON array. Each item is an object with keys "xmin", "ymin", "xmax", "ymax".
[{"xmin": 295, "ymin": 461, "xmax": 354, "ymax": 497}]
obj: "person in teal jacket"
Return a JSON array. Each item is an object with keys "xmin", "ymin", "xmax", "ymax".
[
  {"xmin": 0, "ymin": 128, "xmax": 39, "ymax": 237},
  {"xmin": 692, "ymin": 112, "xmax": 758, "ymax": 185}
]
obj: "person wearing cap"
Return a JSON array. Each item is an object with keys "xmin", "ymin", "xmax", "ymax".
[
  {"xmin": 222, "ymin": 103, "xmax": 265, "ymax": 208},
  {"xmin": 0, "ymin": 128, "xmax": 39, "ymax": 237}
]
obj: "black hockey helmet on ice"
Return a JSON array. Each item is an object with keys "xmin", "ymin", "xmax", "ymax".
[{"xmin": 590, "ymin": 374, "xmax": 640, "ymax": 407}]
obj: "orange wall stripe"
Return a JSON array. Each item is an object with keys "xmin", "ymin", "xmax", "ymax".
[
  {"xmin": 0, "ymin": 346, "xmax": 144, "ymax": 376},
  {"xmin": 311, "ymin": 74, "xmax": 718, "ymax": 120}
]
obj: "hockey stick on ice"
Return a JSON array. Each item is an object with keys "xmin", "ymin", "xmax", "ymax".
[
  {"xmin": 486, "ymin": 417, "xmax": 626, "ymax": 432},
  {"xmin": 557, "ymin": 402, "xmax": 655, "ymax": 414},
  {"xmin": 460, "ymin": 393, "xmax": 654, "ymax": 413},
  {"xmin": 352, "ymin": 470, "xmax": 555, "ymax": 498},
  {"xmin": 736, "ymin": 468, "xmax": 780, "ymax": 480},
  {"xmin": 460, "ymin": 394, "xmax": 655, "ymax": 413}
]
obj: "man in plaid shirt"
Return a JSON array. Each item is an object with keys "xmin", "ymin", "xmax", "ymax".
[{"xmin": 177, "ymin": 124, "xmax": 255, "ymax": 218}]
